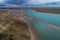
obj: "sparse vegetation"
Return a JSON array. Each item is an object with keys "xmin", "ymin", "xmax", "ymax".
[
  {"xmin": 0, "ymin": 9, "xmax": 31, "ymax": 40},
  {"xmin": 32, "ymin": 8, "xmax": 60, "ymax": 14}
]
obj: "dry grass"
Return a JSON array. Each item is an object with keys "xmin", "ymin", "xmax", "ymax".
[
  {"xmin": 0, "ymin": 9, "xmax": 31, "ymax": 40},
  {"xmin": 32, "ymin": 8, "xmax": 60, "ymax": 14}
]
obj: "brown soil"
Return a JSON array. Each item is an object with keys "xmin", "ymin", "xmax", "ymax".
[
  {"xmin": 0, "ymin": 9, "xmax": 31, "ymax": 40},
  {"xmin": 32, "ymin": 8, "xmax": 60, "ymax": 14}
]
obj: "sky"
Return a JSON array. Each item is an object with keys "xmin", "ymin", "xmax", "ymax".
[
  {"xmin": 0, "ymin": 0, "xmax": 5, "ymax": 3},
  {"xmin": 27, "ymin": 0, "xmax": 60, "ymax": 4},
  {"xmin": 0, "ymin": 0, "xmax": 60, "ymax": 4}
]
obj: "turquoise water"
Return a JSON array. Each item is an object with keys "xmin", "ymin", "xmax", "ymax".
[
  {"xmin": 24, "ymin": 9, "xmax": 60, "ymax": 26},
  {"xmin": 24, "ymin": 9, "xmax": 60, "ymax": 40}
]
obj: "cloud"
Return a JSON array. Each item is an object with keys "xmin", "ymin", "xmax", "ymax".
[
  {"xmin": 27, "ymin": 0, "xmax": 60, "ymax": 4},
  {"xmin": 0, "ymin": 0, "xmax": 5, "ymax": 3}
]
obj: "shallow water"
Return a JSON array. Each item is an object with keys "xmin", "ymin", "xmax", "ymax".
[{"xmin": 24, "ymin": 9, "xmax": 60, "ymax": 40}]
